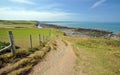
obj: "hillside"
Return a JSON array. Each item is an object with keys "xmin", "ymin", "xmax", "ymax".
[{"xmin": 0, "ymin": 20, "xmax": 120, "ymax": 75}]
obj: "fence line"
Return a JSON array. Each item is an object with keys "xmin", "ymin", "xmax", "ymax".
[
  {"xmin": 8, "ymin": 31, "xmax": 16, "ymax": 55},
  {"xmin": 39, "ymin": 34, "xmax": 42, "ymax": 46},
  {"xmin": 0, "ymin": 31, "xmax": 51, "ymax": 55},
  {"xmin": 30, "ymin": 34, "xmax": 33, "ymax": 49}
]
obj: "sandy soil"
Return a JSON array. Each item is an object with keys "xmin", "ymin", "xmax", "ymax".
[{"xmin": 29, "ymin": 40, "xmax": 76, "ymax": 75}]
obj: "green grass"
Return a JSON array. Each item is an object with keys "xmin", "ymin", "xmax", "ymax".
[
  {"xmin": 0, "ymin": 28, "xmax": 63, "ymax": 49},
  {"xmin": 65, "ymin": 37, "xmax": 120, "ymax": 75},
  {"xmin": 0, "ymin": 20, "xmax": 36, "ymax": 28},
  {"xmin": 0, "ymin": 41, "xmax": 10, "ymax": 49},
  {"xmin": 0, "ymin": 20, "xmax": 63, "ymax": 50}
]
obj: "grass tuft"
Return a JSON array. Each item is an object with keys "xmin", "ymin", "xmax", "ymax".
[
  {"xmin": 62, "ymin": 40, "xmax": 68, "ymax": 46},
  {"xmin": 0, "ymin": 46, "xmax": 51, "ymax": 75},
  {"xmin": 8, "ymin": 65, "xmax": 32, "ymax": 75}
]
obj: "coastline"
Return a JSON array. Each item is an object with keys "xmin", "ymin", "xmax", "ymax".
[{"xmin": 37, "ymin": 22, "xmax": 115, "ymax": 38}]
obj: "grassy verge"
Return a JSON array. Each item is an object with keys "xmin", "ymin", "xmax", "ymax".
[{"xmin": 65, "ymin": 37, "xmax": 120, "ymax": 75}]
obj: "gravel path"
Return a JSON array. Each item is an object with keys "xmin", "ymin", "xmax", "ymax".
[{"xmin": 29, "ymin": 40, "xmax": 76, "ymax": 75}]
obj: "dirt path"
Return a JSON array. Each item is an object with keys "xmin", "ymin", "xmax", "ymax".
[{"xmin": 29, "ymin": 40, "xmax": 76, "ymax": 75}]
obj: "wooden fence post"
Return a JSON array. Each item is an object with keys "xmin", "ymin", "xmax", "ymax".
[
  {"xmin": 45, "ymin": 35, "xmax": 48, "ymax": 41},
  {"xmin": 30, "ymin": 34, "xmax": 32, "ymax": 49},
  {"xmin": 8, "ymin": 31, "xmax": 16, "ymax": 56},
  {"xmin": 43, "ymin": 34, "xmax": 44, "ymax": 42},
  {"xmin": 49, "ymin": 30, "xmax": 51, "ymax": 37},
  {"xmin": 48, "ymin": 30, "xmax": 51, "ymax": 40},
  {"xmin": 39, "ymin": 34, "xmax": 42, "ymax": 46},
  {"xmin": 42, "ymin": 35, "xmax": 45, "ymax": 47}
]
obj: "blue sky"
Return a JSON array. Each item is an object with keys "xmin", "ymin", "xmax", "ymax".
[{"xmin": 0, "ymin": 0, "xmax": 120, "ymax": 22}]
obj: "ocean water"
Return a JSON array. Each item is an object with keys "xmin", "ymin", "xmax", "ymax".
[{"xmin": 44, "ymin": 21, "xmax": 120, "ymax": 34}]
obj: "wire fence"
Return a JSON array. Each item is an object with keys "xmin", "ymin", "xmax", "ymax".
[{"xmin": 0, "ymin": 31, "xmax": 51, "ymax": 56}]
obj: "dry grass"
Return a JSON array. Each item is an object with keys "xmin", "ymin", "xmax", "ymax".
[
  {"xmin": 49, "ymin": 40, "xmax": 57, "ymax": 50},
  {"xmin": 65, "ymin": 36, "xmax": 120, "ymax": 75},
  {"xmin": 0, "ymin": 47, "xmax": 41, "ymax": 69},
  {"xmin": 8, "ymin": 65, "xmax": 32, "ymax": 75},
  {"xmin": 0, "ymin": 46, "xmax": 51, "ymax": 75},
  {"xmin": 29, "ymin": 46, "xmax": 50, "ymax": 59},
  {"xmin": 0, "ymin": 58, "xmax": 32, "ymax": 75},
  {"xmin": 62, "ymin": 40, "xmax": 68, "ymax": 46}
]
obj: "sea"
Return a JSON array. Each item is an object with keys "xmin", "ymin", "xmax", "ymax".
[{"xmin": 41, "ymin": 21, "xmax": 120, "ymax": 34}]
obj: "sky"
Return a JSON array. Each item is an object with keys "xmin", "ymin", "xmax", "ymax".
[{"xmin": 0, "ymin": 0, "xmax": 120, "ymax": 22}]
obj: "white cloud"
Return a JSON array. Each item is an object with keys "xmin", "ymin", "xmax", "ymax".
[
  {"xmin": 0, "ymin": 7, "xmax": 73, "ymax": 21},
  {"xmin": 36, "ymin": 3, "xmax": 62, "ymax": 11},
  {"xmin": 10, "ymin": 0, "xmax": 35, "ymax": 5},
  {"xmin": 91, "ymin": 0, "xmax": 106, "ymax": 8}
]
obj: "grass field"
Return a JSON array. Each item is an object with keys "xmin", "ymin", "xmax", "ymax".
[
  {"xmin": 65, "ymin": 37, "xmax": 120, "ymax": 75},
  {"xmin": 0, "ymin": 20, "xmax": 36, "ymax": 28},
  {"xmin": 0, "ymin": 28, "xmax": 63, "ymax": 49},
  {"xmin": 0, "ymin": 20, "xmax": 63, "ymax": 49}
]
